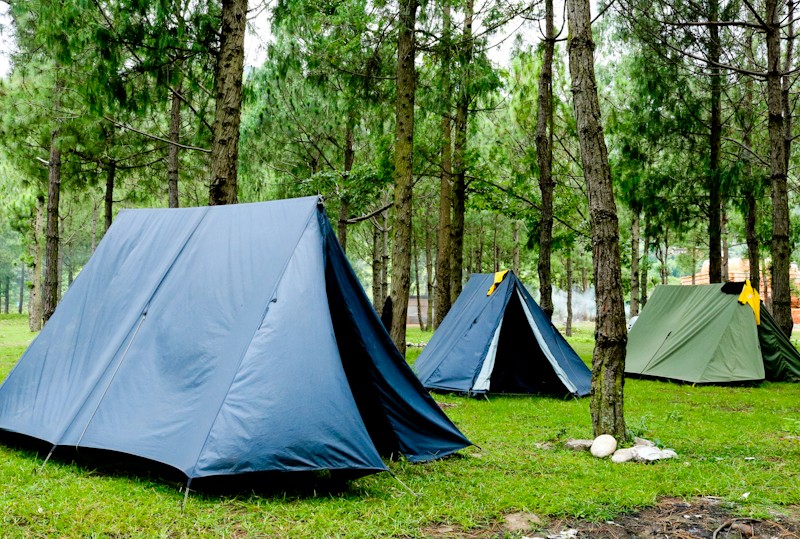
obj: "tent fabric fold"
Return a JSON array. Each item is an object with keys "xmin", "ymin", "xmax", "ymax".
[
  {"xmin": 0, "ymin": 196, "xmax": 471, "ymax": 479},
  {"xmin": 414, "ymin": 272, "xmax": 591, "ymax": 396},
  {"xmin": 625, "ymin": 284, "xmax": 800, "ymax": 383}
]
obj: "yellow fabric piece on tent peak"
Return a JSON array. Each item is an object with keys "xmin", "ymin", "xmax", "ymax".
[
  {"xmin": 487, "ymin": 270, "xmax": 510, "ymax": 296},
  {"xmin": 737, "ymin": 279, "xmax": 761, "ymax": 325}
]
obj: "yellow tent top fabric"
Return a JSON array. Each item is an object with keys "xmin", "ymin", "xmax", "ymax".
[
  {"xmin": 737, "ymin": 279, "xmax": 761, "ymax": 325},
  {"xmin": 487, "ymin": 270, "xmax": 509, "ymax": 296}
]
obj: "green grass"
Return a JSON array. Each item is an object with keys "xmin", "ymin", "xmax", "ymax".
[{"xmin": 1, "ymin": 316, "xmax": 799, "ymax": 537}]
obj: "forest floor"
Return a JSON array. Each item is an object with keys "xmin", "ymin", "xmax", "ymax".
[{"xmin": 420, "ymin": 496, "xmax": 800, "ymax": 538}]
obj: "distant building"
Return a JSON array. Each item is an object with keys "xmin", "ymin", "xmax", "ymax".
[{"xmin": 680, "ymin": 258, "xmax": 800, "ymax": 323}]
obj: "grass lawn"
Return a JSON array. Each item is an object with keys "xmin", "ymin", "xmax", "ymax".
[{"xmin": 1, "ymin": 316, "xmax": 799, "ymax": 537}]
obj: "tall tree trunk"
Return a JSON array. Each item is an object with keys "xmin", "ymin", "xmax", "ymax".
[
  {"xmin": 3, "ymin": 275, "xmax": 9, "ymax": 314},
  {"xmin": 566, "ymin": 252, "xmax": 573, "ymax": 337},
  {"xmin": 29, "ymin": 198, "xmax": 44, "ymax": 331},
  {"xmin": 434, "ymin": 1, "xmax": 453, "ymax": 328},
  {"xmin": 475, "ymin": 218, "xmax": 484, "ymax": 273},
  {"xmin": 492, "ymin": 214, "xmax": 499, "ymax": 272},
  {"xmin": 691, "ymin": 244, "xmax": 697, "ymax": 284},
  {"xmin": 707, "ymin": 0, "xmax": 723, "ymax": 283},
  {"xmin": 208, "ymin": 0, "xmax": 247, "ymax": 206},
  {"xmin": 43, "ymin": 125, "xmax": 61, "ymax": 324},
  {"xmin": 766, "ymin": 0, "xmax": 793, "ymax": 336},
  {"xmin": 450, "ymin": 0, "xmax": 473, "ymax": 304},
  {"xmin": 168, "ymin": 85, "xmax": 182, "ymax": 209},
  {"xmin": 630, "ymin": 207, "xmax": 640, "ymax": 317},
  {"xmin": 745, "ymin": 193, "xmax": 759, "ymax": 290},
  {"xmin": 389, "ymin": 0, "xmax": 419, "ymax": 354},
  {"xmin": 105, "ymin": 160, "xmax": 116, "ymax": 231},
  {"xmin": 536, "ymin": 0, "xmax": 556, "ymax": 320},
  {"xmin": 567, "ymin": 0, "xmax": 627, "ymax": 438},
  {"xmin": 763, "ymin": 257, "xmax": 772, "ymax": 310},
  {"xmin": 18, "ymin": 264, "xmax": 25, "ymax": 314},
  {"xmin": 783, "ymin": 0, "xmax": 795, "ymax": 173}
]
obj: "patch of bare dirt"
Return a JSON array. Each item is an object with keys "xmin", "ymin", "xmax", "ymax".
[{"xmin": 417, "ymin": 497, "xmax": 800, "ymax": 538}]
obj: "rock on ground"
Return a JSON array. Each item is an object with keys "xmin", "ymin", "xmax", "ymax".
[{"xmin": 590, "ymin": 434, "xmax": 617, "ymax": 458}]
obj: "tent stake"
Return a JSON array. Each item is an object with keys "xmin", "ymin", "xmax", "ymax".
[
  {"xmin": 181, "ymin": 478, "xmax": 192, "ymax": 511},
  {"xmin": 37, "ymin": 445, "xmax": 56, "ymax": 474},
  {"xmin": 387, "ymin": 470, "xmax": 419, "ymax": 497}
]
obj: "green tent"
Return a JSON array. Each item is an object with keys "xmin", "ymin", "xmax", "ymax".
[{"xmin": 625, "ymin": 283, "xmax": 800, "ymax": 383}]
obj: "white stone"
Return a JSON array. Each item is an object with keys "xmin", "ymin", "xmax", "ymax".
[
  {"xmin": 634, "ymin": 437, "xmax": 656, "ymax": 447},
  {"xmin": 590, "ymin": 434, "xmax": 617, "ymax": 458},
  {"xmin": 632, "ymin": 446, "xmax": 677, "ymax": 462},
  {"xmin": 564, "ymin": 439, "xmax": 594, "ymax": 451},
  {"xmin": 611, "ymin": 447, "xmax": 636, "ymax": 463}
]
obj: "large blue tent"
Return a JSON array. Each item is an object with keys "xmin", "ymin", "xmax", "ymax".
[
  {"xmin": 414, "ymin": 272, "xmax": 591, "ymax": 396},
  {"xmin": 0, "ymin": 196, "xmax": 470, "ymax": 480}
]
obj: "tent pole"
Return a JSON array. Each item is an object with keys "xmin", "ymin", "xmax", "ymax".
[
  {"xmin": 181, "ymin": 478, "xmax": 192, "ymax": 511},
  {"xmin": 387, "ymin": 470, "xmax": 419, "ymax": 497},
  {"xmin": 36, "ymin": 445, "xmax": 57, "ymax": 474}
]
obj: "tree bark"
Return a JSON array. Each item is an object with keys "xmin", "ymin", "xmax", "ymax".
[
  {"xmin": 105, "ymin": 160, "xmax": 116, "ymax": 231},
  {"xmin": 707, "ymin": 0, "xmax": 723, "ymax": 284},
  {"xmin": 536, "ymin": 0, "xmax": 556, "ymax": 321},
  {"xmin": 42, "ymin": 126, "xmax": 61, "ymax": 325},
  {"xmin": 566, "ymin": 252, "xmax": 573, "ymax": 337},
  {"xmin": 424, "ymin": 220, "xmax": 434, "ymax": 330},
  {"xmin": 640, "ymin": 224, "xmax": 648, "ymax": 308},
  {"xmin": 168, "ymin": 85, "xmax": 182, "ymax": 208},
  {"xmin": 18, "ymin": 264, "xmax": 25, "ymax": 314},
  {"xmin": 743, "ymin": 24, "xmax": 760, "ymax": 293},
  {"xmin": 450, "ymin": 0, "xmax": 473, "ymax": 304},
  {"xmin": 513, "ymin": 221, "xmax": 520, "ymax": 274},
  {"xmin": 721, "ymin": 207, "xmax": 729, "ymax": 281},
  {"xmin": 630, "ymin": 208, "xmax": 640, "ymax": 317},
  {"xmin": 372, "ymin": 223, "xmax": 382, "ymax": 307},
  {"xmin": 29, "ymin": 197, "xmax": 43, "ymax": 331},
  {"xmin": 434, "ymin": 2, "xmax": 453, "ymax": 328},
  {"xmin": 413, "ymin": 236, "xmax": 425, "ymax": 331},
  {"xmin": 766, "ymin": 0, "xmax": 793, "ymax": 336},
  {"xmin": 567, "ymin": 0, "xmax": 627, "ymax": 439},
  {"xmin": 783, "ymin": 0, "xmax": 795, "ymax": 173},
  {"xmin": 338, "ymin": 121, "xmax": 356, "ymax": 253},
  {"xmin": 208, "ymin": 0, "xmax": 247, "ymax": 206},
  {"xmin": 389, "ymin": 0, "xmax": 418, "ymax": 354},
  {"xmin": 91, "ymin": 199, "xmax": 97, "ymax": 254}
]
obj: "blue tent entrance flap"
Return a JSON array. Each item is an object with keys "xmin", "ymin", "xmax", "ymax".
[
  {"xmin": 414, "ymin": 272, "xmax": 591, "ymax": 396},
  {"xmin": 0, "ymin": 196, "xmax": 470, "ymax": 479}
]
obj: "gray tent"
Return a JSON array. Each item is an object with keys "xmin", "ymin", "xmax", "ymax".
[{"xmin": 0, "ymin": 197, "xmax": 470, "ymax": 481}]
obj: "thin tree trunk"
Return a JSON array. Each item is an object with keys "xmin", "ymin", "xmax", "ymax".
[
  {"xmin": 492, "ymin": 214, "xmax": 499, "ymax": 272},
  {"xmin": 382, "ymin": 212, "xmax": 390, "ymax": 302},
  {"xmin": 513, "ymin": 221, "xmax": 520, "ymax": 274},
  {"xmin": 691, "ymin": 244, "xmax": 697, "ymax": 285},
  {"xmin": 105, "ymin": 160, "xmax": 116, "ymax": 231},
  {"xmin": 450, "ymin": 0, "xmax": 473, "ymax": 304},
  {"xmin": 18, "ymin": 264, "xmax": 25, "ymax": 314},
  {"xmin": 567, "ymin": 0, "xmax": 627, "ymax": 438},
  {"xmin": 434, "ymin": 1, "xmax": 453, "ymax": 328},
  {"xmin": 721, "ymin": 207, "xmax": 729, "ymax": 282},
  {"xmin": 168, "ymin": 85, "xmax": 182, "ymax": 208},
  {"xmin": 413, "ymin": 236, "xmax": 425, "ymax": 331},
  {"xmin": 42, "ymin": 123, "xmax": 61, "ymax": 324},
  {"xmin": 745, "ymin": 193, "xmax": 759, "ymax": 290},
  {"xmin": 763, "ymin": 257, "xmax": 772, "ymax": 310},
  {"xmin": 566, "ymin": 252, "xmax": 573, "ymax": 337},
  {"xmin": 424, "ymin": 220, "xmax": 434, "ymax": 330},
  {"xmin": 766, "ymin": 0, "xmax": 793, "ymax": 336},
  {"xmin": 208, "ymin": 0, "xmax": 247, "ymax": 206},
  {"xmin": 91, "ymin": 199, "xmax": 97, "ymax": 254},
  {"xmin": 372, "ymin": 223, "xmax": 382, "ymax": 307},
  {"xmin": 537, "ymin": 0, "xmax": 556, "ymax": 320},
  {"xmin": 630, "ymin": 208, "xmax": 640, "ymax": 317},
  {"xmin": 29, "ymin": 198, "xmax": 43, "ymax": 331},
  {"xmin": 743, "ymin": 25, "xmax": 760, "ymax": 292},
  {"xmin": 475, "ymin": 218, "xmax": 483, "ymax": 273},
  {"xmin": 56, "ymin": 236, "xmax": 63, "ymax": 302},
  {"xmin": 3, "ymin": 275, "xmax": 9, "ymax": 314},
  {"xmin": 337, "ymin": 121, "xmax": 356, "ymax": 253},
  {"xmin": 708, "ymin": 0, "xmax": 723, "ymax": 283},
  {"xmin": 641, "ymin": 224, "xmax": 649, "ymax": 308}
]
